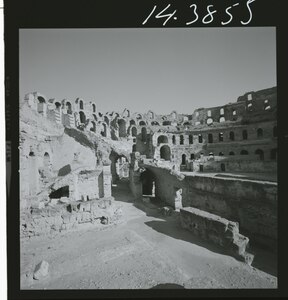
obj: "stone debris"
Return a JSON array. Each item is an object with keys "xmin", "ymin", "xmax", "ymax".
[{"xmin": 33, "ymin": 260, "xmax": 49, "ymax": 280}]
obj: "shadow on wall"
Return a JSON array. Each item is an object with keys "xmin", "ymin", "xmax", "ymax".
[{"xmin": 144, "ymin": 218, "xmax": 277, "ymax": 277}]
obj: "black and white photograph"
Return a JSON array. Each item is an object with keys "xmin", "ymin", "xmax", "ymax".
[{"xmin": 4, "ymin": 0, "xmax": 288, "ymax": 299}]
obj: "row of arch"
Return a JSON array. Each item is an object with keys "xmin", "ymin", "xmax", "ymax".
[{"xmin": 156, "ymin": 126, "xmax": 277, "ymax": 147}]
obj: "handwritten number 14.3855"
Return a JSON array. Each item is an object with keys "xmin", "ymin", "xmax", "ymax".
[{"xmin": 142, "ymin": 0, "xmax": 256, "ymax": 26}]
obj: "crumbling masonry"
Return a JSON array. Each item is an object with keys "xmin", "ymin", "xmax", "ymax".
[{"xmin": 20, "ymin": 87, "xmax": 277, "ymax": 261}]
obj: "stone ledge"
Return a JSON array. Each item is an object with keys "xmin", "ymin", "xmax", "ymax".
[{"xmin": 180, "ymin": 207, "xmax": 254, "ymax": 265}]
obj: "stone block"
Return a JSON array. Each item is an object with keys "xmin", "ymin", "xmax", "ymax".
[{"xmin": 33, "ymin": 260, "xmax": 49, "ymax": 280}]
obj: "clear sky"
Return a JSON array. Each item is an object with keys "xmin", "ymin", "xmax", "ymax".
[{"xmin": 19, "ymin": 28, "xmax": 276, "ymax": 115}]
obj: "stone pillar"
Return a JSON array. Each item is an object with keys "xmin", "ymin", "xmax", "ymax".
[
  {"xmin": 28, "ymin": 154, "xmax": 39, "ymax": 196},
  {"xmin": 103, "ymin": 165, "xmax": 112, "ymax": 198}
]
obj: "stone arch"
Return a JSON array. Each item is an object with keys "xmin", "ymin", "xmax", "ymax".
[
  {"xmin": 255, "ymin": 149, "xmax": 264, "ymax": 160},
  {"xmin": 130, "ymin": 119, "xmax": 136, "ymax": 126},
  {"xmin": 181, "ymin": 154, "xmax": 186, "ymax": 165},
  {"xmin": 139, "ymin": 120, "xmax": 146, "ymax": 126},
  {"xmin": 242, "ymin": 130, "xmax": 248, "ymax": 140},
  {"xmin": 131, "ymin": 126, "xmax": 137, "ymax": 137},
  {"xmin": 172, "ymin": 135, "xmax": 176, "ymax": 145},
  {"xmin": 229, "ymin": 131, "xmax": 235, "ymax": 141},
  {"xmin": 148, "ymin": 110, "xmax": 155, "ymax": 119},
  {"xmin": 136, "ymin": 113, "xmax": 142, "ymax": 120},
  {"xmin": 163, "ymin": 121, "xmax": 171, "ymax": 126},
  {"xmin": 198, "ymin": 134, "xmax": 203, "ymax": 143},
  {"xmin": 219, "ymin": 132, "xmax": 224, "ymax": 142},
  {"xmin": 43, "ymin": 152, "xmax": 51, "ymax": 168},
  {"xmin": 55, "ymin": 101, "xmax": 61, "ymax": 110},
  {"xmin": 151, "ymin": 121, "xmax": 160, "ymax": 126},
  {"xmin": 104, "ymin": 116, "xmax": 110, "ymax": 125},
  {"xmin": 141, "ymin": 127, "xmax": 147, "ymax": 141},
  {"xmin": 240, "ymin": 150, "xmax": 249, "ymax": 155},
  {"xmin": 229, "ymin": 151, "xmax": 235, "ymax": 155},
  {"xmin": 118, "ymin": 119, "xmax": 127, "ymax": 137},
  {"xmin": 132, "ymin": 144, "xmax": 137, "ymax": 152},
  {"xmin": 189, "ymin": 135, "xmax": 193, "ymax": 144},
  {"xmin": 92, "ymin": 103, "xmax": 96, "ymax": 113},
  {"xmin": 157, "ymin": 135, "xmax": 168, "ymax": 145},
  {"xmin": 219, "ymin": 117, "xmax": 225, "ymax": 123},
  {"xmin": 90, "ymin": 121, "xmax": 96, "ymax": 132},
  {"xmin": 180, "ymin": 135, "xmax": 184, "ymax": 145},
  {"xmin": 79, "ymin": 100, "xmax": 84, "ymax": 110},
  {"xmin": 79, "ymin": 111, "xmax": 86, "ymax": 124},
  {"xmin": 37, "ymin": 96, "xmax": 46, "ymax": 114},
  {"xmin": 66, "ymin": 101, "xmax": 72, "ymax": 114},
  {"xmin": 160, "ymin": 145, "xmax": 171, "ymax": 161},
  {"xmin": 208, "ymin": 133, "xmax": 213, "ymax": 143},
  {"xmin": 101, "ymin": 123, "xmax": 107, "ymax": 137},
  {"xmin": 92, "ymin": 114, "xmax": 98, "ymax": 121},
  {"xmin": 257, "ymin": 128, "xmax": 263, "ymax": 138}
]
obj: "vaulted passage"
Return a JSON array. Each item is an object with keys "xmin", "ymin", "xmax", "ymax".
[{"xmin": 160, "ymin": 145, "xmax": 171, "ymax": 161}]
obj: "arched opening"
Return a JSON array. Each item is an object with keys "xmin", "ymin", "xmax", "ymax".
[
  {"xmin": 220, "ymin": 163, "xmax": 226, "ymax": 171},
  {"xmin": 92, "ymin": 103, "xmax": 96, "ymax": 113},
  {"xmin": 90, "ymin": 121, "xmax": 96, "ymax": 132},
  {"xmin": 160, "ymin": 145, "xmax": 171, "ymax": 161},
  {"xmin": 92, "ymin": 114, "xmax": 97, "ymax": 121},
  {"xmin": 242, "ymin": 130, "xmax": 248, "ymax": 140},
  {"xmin": 130, "ymin": 119, "xmax": 136, "ymax": 126},
  {"xmin": 181, "ymin": 154, "xmax": 186, "ymax": 165},
  {"xmin": 66, "ymin": 102, "xmax": 72, "ymax": 114},
  {"xmin": 55, "ymin": 102, "xmax": 61, "ymax": 110},
  {"xmin": 101, "ymin": 123, "xmax": 107, "ymax": 137},
  {"xmin": 79, "ymin": 100, "xmax": 84, "ymax": 110},
  {"xmin": 273, "ymin": 126, "xmax": 277, "ymax": 137},
  {"xmin": 180, "ymin": 135, "xmax": 184, "ymax": 145},
  {"xmin": 220, "ymin": 108, "xmax": 224, "ymax": 115},
  {"xmin": 219, "ymin": 117, "xmax": 225, "ymax": 123},
  {"xmin": 43, "ymin": 152, "xmax": 50, "ymax": 168},
  {"xmin": 172, "ymin": 135, "xmax": 176, "ymax": 145},
  {"xmin": 136, "ymin": 114, "xmax": 142, "ymax": 120},
  {"xmin": 190, "ymin": 154, "xmax": 195, "ymax": 160},
  {"xmin": 132, "ymin": 144, "xmax": 137, "ymax": 152},
  {"xmin": 229, "ymin": 131, "xmax": 235, "ymax": 141},
  {"xmin": 255, "ymin": 149, "xmax": 264, "ymax": 161},
  {"xmin": 131, "ymin": 127, "xmax": 137, "ymax": 137},
  {"xmin": 219, "ymin": 132, "xmax": 224, "ymax": 142},
  {"xmin": 163, "ymin": 121, "xmax": 171, "ymax": 126},
  {"xmin": 189, "ymin": 135, "xmax": 193, "ymax": 144},
  {"xmin": 148, "ymin": 111, "xmax": 154, "ymax": 119},
  {"xmin": 79, "ymin": 111, "xmax": 86, "ymax": 124},
  {"xmin": 141, "ymin": 169, "xmax": 156, "ymax": 197},
  {"xmin": 198, "ymin": 134, "xmax": 203, "ymax": 143},
  {"xmin": 240, "ymin": 150, "xmax": 249, "ymax": 155},
  {"xmin": 151, "ymin": 121, "xmax": 160, "ymax": 126},
  {"xmin": 257, "ymin": 128, "xmax": 263, "ymax": 138},
  {"xmin": 37, "ymin": 96, "xmax": 46, "ymax": 103},
  {"xmin": 139, "ymin": 120, "xmax": 146, "ymax": 126},
  {"xmin": 104, "ymin": 116, "xmax": 109, "ymax": 125},
  {"xmin": 157, "ymin": 135, "xmax": 168, "ymax": 145},
  {"xmin": 208, "ymin": 133, "xmax": 213, "ymax": 143},
  {"xmin": 270, "ymin": 148, "xmax": 277, "ymax": 160},
  {"xmin": 229, "ymin": 151, "xmax": 235, "ymax": 155},
  {"xmin": 141, "ymin": 127, "xmax": 147, "ymax": 141},
  {"xmin": 207, "ymin": 110, "xmax": 212, "ymax": 117},
  {"xmin": 118, "ymin": 119, "xmax": 126, "ymax": 137},
  {"xmin": 219, "ymin": 152, "xmax": 224, "ymax": 156}
]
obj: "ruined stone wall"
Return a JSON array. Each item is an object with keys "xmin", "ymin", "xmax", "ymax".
[{"xmin": 135, "ymin": 165, "xmax": 277, "ymax": 250}]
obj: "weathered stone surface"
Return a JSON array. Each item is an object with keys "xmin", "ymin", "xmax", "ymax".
[
  {"xmin": 180, "ymin": 207, "xmax": 254, "ymax": 264},
  {"xmin": 33, "ymin": 260, "xmax": 49, "ymax": 280}
]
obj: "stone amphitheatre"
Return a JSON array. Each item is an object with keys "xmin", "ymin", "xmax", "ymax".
[{"xmin": 20, "ymin": 86, "xmax": 277, "ymax": 289}]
